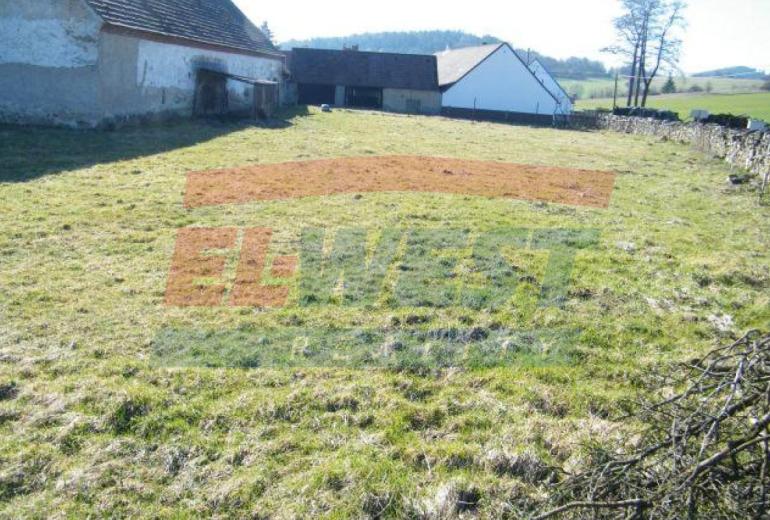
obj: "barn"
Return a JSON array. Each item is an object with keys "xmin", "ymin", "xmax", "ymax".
[
  {"xmin": 528, "ymin": 59, "xmax": 574, "ymax": 113},
  {"xmin": 0, "ymin": 0, "xmax": 285, "ymax": 128},
  {"xmin": 436, "ymin": 43, "xmax": 570, "ymax": 119},
  {"xmin": 289, "ymin": 48, "xmax": 442, "ymax": 115}
]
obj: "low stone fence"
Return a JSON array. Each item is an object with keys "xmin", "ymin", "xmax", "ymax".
[{"xmin": 598, "ymin": 115, "xmax": 770, "ymax": 176}]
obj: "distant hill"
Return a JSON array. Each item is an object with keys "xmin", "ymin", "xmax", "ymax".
[
  {"xmin": 280, "ymin": 30, "xmax": 609, "ymax": 80},
  {"xmin": 281, "ymin": 30, "xmax": 500, "ymax": 56},
  {"xmin": 693, "ymin": 66, "xmax": 767, "ymax": 79}
]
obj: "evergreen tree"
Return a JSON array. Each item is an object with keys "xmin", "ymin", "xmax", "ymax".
[
  {"xmin": 661, "ymin": 74, "xmax": 677, "ymax": 93},
  {"xmin": 259, "ymin": 22, "xmax": 275, "ymax": 45}
]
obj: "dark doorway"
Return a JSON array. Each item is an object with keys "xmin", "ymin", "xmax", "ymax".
[
  {"xmin": 297, "ymin": 83, "xmax": 336, "ymax": 105},
  {"xmin": 345, "ymin": 86, "xmax": 383, "ymax": 109},
  {"xmin": 194, "ymin": 70, "xmax": 227, "ymax": 116}
]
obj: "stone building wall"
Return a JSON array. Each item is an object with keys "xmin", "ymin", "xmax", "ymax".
[
  {"xmin": 98, "ymin": 31, "xmax": 283, "ymax": 126},
  {"xmin": 0, "ymin": 0, "xmax": 284, "ymax": 128},
  {"xmin": 0, "ymin": 0, "xmax": 103, "ymax": 126}
]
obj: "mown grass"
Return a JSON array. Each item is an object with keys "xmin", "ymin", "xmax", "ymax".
[
  {"xmin": 577, "ymin": 91, "xmax": 770, "ymax": 121},
  {"xmin": 0, "ymin": 108, "xmax": 768, "ymax": 518}
]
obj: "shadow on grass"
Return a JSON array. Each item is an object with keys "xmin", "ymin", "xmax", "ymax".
[{"xmin": 0, "ymin": 106, "xmax": 310, "ymax": 183}]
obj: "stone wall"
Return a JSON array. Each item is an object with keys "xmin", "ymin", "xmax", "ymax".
[{"xmin": 599, "ymin": 115, "xmax": 770, "ymax": 176}]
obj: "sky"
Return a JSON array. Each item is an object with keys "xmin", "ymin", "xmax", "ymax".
[{"xmin": 234, "ymin": 0, "xmax": 770, "ymax": 74}]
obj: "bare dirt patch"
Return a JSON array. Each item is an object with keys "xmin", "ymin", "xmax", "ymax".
[{"xmin": 184, "ymin": 156, "xmax": 616, "ymax": 209}]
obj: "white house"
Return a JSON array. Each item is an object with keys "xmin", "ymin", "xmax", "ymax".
[
  {"xmin": 436, "ymin": 43, "xmax": 568, "ymax": 116},
  {"xmin": 0, "ymin": 0, "xmax": 285, "ymax": 127},
  {"xmin": 528, "ymin": 59, "xmax": 573, "ymax": 113}
]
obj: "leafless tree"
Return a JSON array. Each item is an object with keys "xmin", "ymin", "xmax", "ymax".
[
  {"xmin": 604, "ymin": 1, "xmax": 686, "ymax": 107},
  {"xmin": 640, "ymin": 2, "xmax": 685, "ymax": 106}
]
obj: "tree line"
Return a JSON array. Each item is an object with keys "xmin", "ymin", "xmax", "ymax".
[{"xmin": 279, "ymin": 30, "xmax": 610, "ymax": 79}]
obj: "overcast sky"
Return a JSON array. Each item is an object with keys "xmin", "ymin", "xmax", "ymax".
[{"xmin": 234, "ymin": 0, "xmax": 770, "ymax": 74}]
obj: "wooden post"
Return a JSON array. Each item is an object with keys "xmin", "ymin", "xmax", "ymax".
[{"xmin": 612, "ymin": 72, "xmax": 619, "ymax": 111}]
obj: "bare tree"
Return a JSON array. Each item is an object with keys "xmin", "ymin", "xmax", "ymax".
[
  {"xmin": 604, "ymin": 0, "xmax": 686, "ymax": 107},
  {"xmin": 602, "ymin": 0, "xmax": 644, "ymax": 106},
  {"xmin": 640, "ymin": 1, "xmax": 685, "ymax": 106}
]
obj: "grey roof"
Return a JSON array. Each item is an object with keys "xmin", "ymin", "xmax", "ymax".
[
  {"xmin": 85, "ymin": 0, "xmax": 278, "ymax": 56},
  {"xmin": 290, "ymin": 48, "xmax": 439, "ymax": 91},
  {"xmin": 435, "ymin": 43, "xmax": 503, "ymax": 87}
]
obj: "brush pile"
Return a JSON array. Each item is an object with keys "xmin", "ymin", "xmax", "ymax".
[{"xmin": 539, "ymin": 330, "xmax": 770, "ymax": 519}]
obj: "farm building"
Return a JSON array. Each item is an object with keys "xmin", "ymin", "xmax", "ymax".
[
  {"xmin": 528, "ymin": 59, "xmax": 574, "ymax": 113},
  {"xmin": 436, "ymin": 43, "xmax": 570, "ymax": 119},
  {"xmin": 288, "ymin": 48, "xmax": 442, "ymax": 115},
  {"xmin": 0, "ymin": 0, "xmax": 285, "ymax": 128}
]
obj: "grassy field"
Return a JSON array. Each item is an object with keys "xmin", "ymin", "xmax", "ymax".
[
  {"xmin": 576, "ymin": 91, "xmax": 770, "ymax": 121},
  {"xmin": 560, "ymin": 76, "xmax": 766, "ymax": 100},
  {"xmin": 1, "ymin": 109, "xmax": 769, "ymax": 518}
]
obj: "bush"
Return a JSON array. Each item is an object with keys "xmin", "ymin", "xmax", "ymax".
[
  {"xmin": 612, "ymin": 107, "xmax": 680, "ymax": 122},
  {"xmin": 688, "ymin": 84, "xmax": 704, "ymax": 93},
  {"xmin": 705, "ymin": 113, "xmax": 749, "ymax": 129},
  {"xmin": 762, "ymin": 80, "xmax": 770, "ymax": 91}
]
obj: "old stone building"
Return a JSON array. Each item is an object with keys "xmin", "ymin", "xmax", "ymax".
[{"xmin": 0, "ymin": 0, "xmax": 285, "ymax": 127}]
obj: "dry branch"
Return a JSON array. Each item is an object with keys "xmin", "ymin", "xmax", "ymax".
[{"xmin": 539, "ymin": 330, "xmax": 770, "ymax": 519}]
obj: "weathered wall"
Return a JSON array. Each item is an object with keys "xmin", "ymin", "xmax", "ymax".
[
  {"xmin": 599, "ymin": 115, "xmax": 770, "ymax": 176},
  {"xmin": 0, "ymin": 0, "xmax": 100, "ymax": 67},
  {"xmin": 280, "ymin": 81, "xmax": 298, "ymax": 106},
  {"xmin": 383, "ymin": 89, "xmax": 441, "ymax": 115},
  {"xmin": 0, "ymin": 0, "xmax": 284, "ymax": 127},
  {"xmin": 0, "ymin": 0, "xmax": 103, "ymax": 126},
  {"xmin": 98, "ymin": 32, "xmax": 284, "ymax": 124}
]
